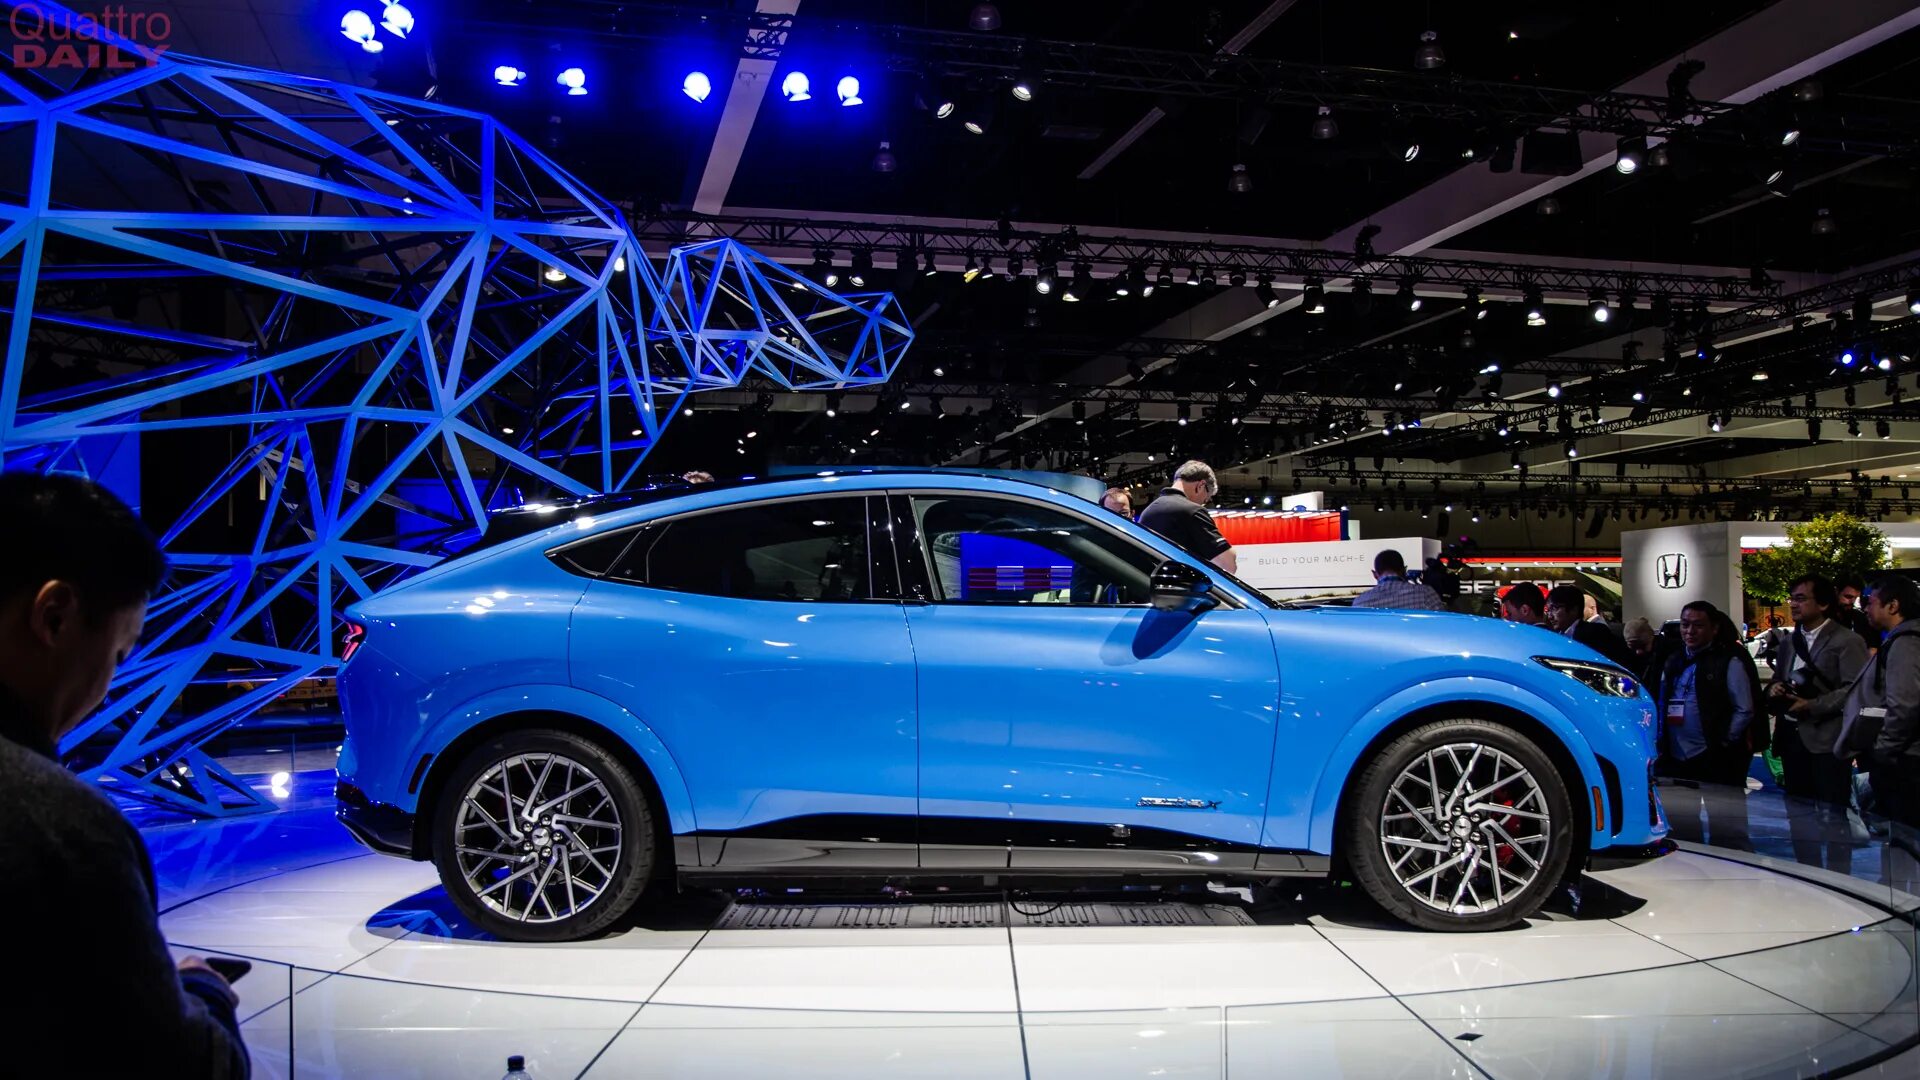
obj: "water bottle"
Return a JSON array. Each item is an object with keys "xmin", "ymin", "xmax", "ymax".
[{"xmin": 502, "ymin": 1055, "xmax": 531, "ymax": 1079}]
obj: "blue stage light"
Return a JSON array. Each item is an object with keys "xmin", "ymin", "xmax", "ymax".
[
  {"xmin": 340, "ymin": 10, "xmax": 381, "ymax": 53},
  {"xmin": 379, "ymin": 0, "xmax": 414, "ymax": 38},
  {"xmin": 683, "ymin": 71, "xmax": 713, "ymax": 102},
  {"xmin": 557, "ymin": 67, "xmax": 588, "ymax": 96},
  {"xmin": 782, "ymin": 71, "xmax": 812, "ymax": 101},
  {"xmin": 493, "ymin": 65, "xmax": 526, "ymax": 87},
  {"xmin": 837, "ymin": 76, "xmax": 863, "ymax": 106}
]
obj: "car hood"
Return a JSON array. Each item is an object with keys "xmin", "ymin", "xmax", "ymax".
[{"xmin": 1284, "ymin": 606, "xmax": 1618, "ymax": 665}]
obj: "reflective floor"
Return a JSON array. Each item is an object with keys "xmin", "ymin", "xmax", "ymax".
[{"xmin": 143, "ymin": 769, "xmax": 1920, "ymax": 1079}]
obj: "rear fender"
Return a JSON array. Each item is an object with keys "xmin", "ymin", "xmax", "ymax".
[{"xmin": 419, "ymin": 684, "xmax": 698, "ymax": 837}]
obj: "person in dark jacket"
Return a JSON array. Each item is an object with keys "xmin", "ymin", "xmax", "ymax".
[
  {"xmin": 1543, "ymin": 585, "xmax": 1638, "ymax": 672},
  {"xmin": 1768, "ymin": 574, "xmax": 1872, "ymax": 871},
  {"xmin": 1137, "ymin": 460, "xmax": 1236, "ymax": 573},
  {"xmin": 0, "ymin": 472, "xmax": 249, "ymax": 1077},
  {"xmin": 1653, "ymin": 600, "xmax": 1762, "ymax": 851},
  {"xmin": 1837, "ymin": 574, "xmax": 1920, "ymax": 830}
]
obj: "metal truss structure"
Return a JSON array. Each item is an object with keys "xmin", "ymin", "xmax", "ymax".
[
  {"xmin": 0, "ymin": 28, "xmax": 908, "ymax": 816},
  {"xmin": 483, "ymin": 3, "xmax": 1920, "ymax": 156},
  {"xmin": 633, "ymin": 211, "xmax": 1783, "ymax": 304}
]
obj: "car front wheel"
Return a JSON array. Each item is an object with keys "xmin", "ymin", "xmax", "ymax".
[
  {"xmin": 1343, "ymin": 719, "xmax": 1573, "ymax": 931},
  {"xmin": 431, "ymin": 729, "xmax": 655, "ymax": 941}
]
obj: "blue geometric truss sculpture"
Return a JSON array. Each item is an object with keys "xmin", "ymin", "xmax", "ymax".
[{"xmin": 0, "ymin": 16, "xmax": 909, "ymax": 816}]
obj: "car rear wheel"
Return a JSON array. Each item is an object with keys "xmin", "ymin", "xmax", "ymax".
[
  {"xmin": 431, "ymin": 729, "xmax": 655, "ymax": 941},
  {"xmin": 1342, "ymin": 719, "xmax": 1572, "ymax": 931}
]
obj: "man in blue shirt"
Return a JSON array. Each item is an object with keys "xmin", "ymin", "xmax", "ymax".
[{"xmin": 1352, "ymin": 549, "xmax": 1446, "ymax": 610}]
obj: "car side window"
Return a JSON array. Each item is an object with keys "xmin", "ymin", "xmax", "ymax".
[
  {"xmin": 548, "ymin": 525, "xmax": 650, "ymax": 579},
  {"xmin": 909, "ymin": 494, "xmax": 1159, "ymax": 606},
  {"xmin": 610, "ymin": 497, "xmax": 870, "ymax": 602}
]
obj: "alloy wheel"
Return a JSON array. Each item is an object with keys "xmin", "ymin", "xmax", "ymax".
[
  {"xmin": 1378, "ymin": 742, "xmax": 1552, "ymax": 915},
  {"xmin": 453, "ymin": 752, "xmax": 624, "ymax": 924}
]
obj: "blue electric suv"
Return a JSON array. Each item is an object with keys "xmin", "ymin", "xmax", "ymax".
[{"xmin": 335, "ymin": 472, "xmax": 1666, "ymax": 940}]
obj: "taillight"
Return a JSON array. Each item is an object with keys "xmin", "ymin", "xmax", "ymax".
[{"xmin": 341, "ymin": 620, "xmax": 366, "ymax": 664}]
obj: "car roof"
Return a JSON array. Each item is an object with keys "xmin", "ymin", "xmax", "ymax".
[{"xmin": 479, "ymin": 469, "xmax": 1086, "ymax": 548}]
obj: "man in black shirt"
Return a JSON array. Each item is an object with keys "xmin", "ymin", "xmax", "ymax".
[
  {"xmin": 0, "ymin": 472, "xmax": 249, "ymax": 1077},
  {"xmin": 1138, "ymin": 460, "xmax": 1237, "ymax": 573}
]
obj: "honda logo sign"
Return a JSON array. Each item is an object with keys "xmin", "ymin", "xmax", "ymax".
[{"xmin": 1656, "ymin": 552, "xmax": 1689, "ymax": 590}]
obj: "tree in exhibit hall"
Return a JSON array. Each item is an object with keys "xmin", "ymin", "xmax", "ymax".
[{"xmin": 1740, "ymin": 512, "xmax": 1892, "ymax": 604}]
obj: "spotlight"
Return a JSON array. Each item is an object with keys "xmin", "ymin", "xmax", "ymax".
[
  {"xmin": 812, "ymin": 249, "xmax": 836, "ymax": 287},
  {"xmin": 1907, "ymin": 283, "xmax": 1920, "ymax": 316},
  {"xmin": 1185, "ymin": 263, "xmax": 1202, "ymax": 285},
  {"xmin": 1614, "ymin": 135, "xmax": 1647, "ymax": 174},
  {"xmin": 781, "ymin": 71, "xmax": 812, "ymax": 102},
  {"xmin": 1398, "ymin": 280, "xmax": 1422, "ymax": 311},
  {"xmin": 1008, "ymin": 255, "xmax": 1026, "ymax": 277},
  {"xmin": 1523, "ymin": 286, "xmax": 1545, "ymax": 326},
  {"xmin": 1710, "ymin": 414, "xmax": 1725, "ymax": 433},
  {"xmin": 1200, "ymin": 266, "xmax": 1218, "ymax": 287},
  {"xmin": 1589, "ymin": 291, "xmax": 1610, "ymax": 322},
  {"xmin": 1010, "ymin": 53, "xmax": 1040, "ymax": 101},
  {"xmin": 1812, "ymin": 208, "xmax": 1837, "ymax": 236},
  {"xmin": 871, "ymin": 141, "xmax": 896, "ymax": 173},
  {"xmin": 1648, "ymin": 144, "xmax": 1672, "ymax": 169},
  {"xmin": 1781, "ymin": 124, "xmax": 1802, "ymax": 147},
  {"xmin": 961, "ymin": 97, "xmax": 993, "ymax": 134},
  {"xmin": 1879, "ymin": 419, "xmax": 1893, "ymax": 440},
  {"xmin": 1254, "ymin": 275, "xmax": 1278, "ymax": 308},
  {"xmin": 848, "ymin": 249, "xmax": 872, "ymax": 287},
  {"xmin": 1547, "ymin": 381, "xmax": 1562, "ymax": 398},
  {"xmin": 1848, "ymin": 418, "xmax": 1861, "ymax": 438},
  {"xmin": 1024, "ymin": 306, "xmax": 1042, "ymax": 329},
  {"xmin": 1565, "ymin": 441, "xmax": 1578, "ymax": 458},
  {"xmin": 556, "ymin": 67, "xmax": 588, "ymax": 96},
  {"xmin": 923, "ymin": 252, "xmax": 939, "ymax": 276},
  {"xmin": 1841, "ymin": 348, "xmax": 1857, "ymax": 367},
  {"xmin": 1130, "ymin": 265, "xmax": 1150, "ymax": 297},
  {"xmin": 1401, "ymin": 140, "xmax": 1421, "ymax": 164},
  {"xmin": 1228, "ymin": 163, "xmax": 1252, "ymax": 194},
  {"xmin": 1413, "ymin": 29, "xmax": 1445, "ymax": 70},
  {"xmin": 1177, "ymin": 400, "xmax": 1191, "ymax": 426},
  {"xmin": 1466, "ymin": 285, "xmax": 1487, "ymax": 319},
  {"xmin": 1035, "ymin": 263, "xmax": 1057, "ymax": 295},
  {"xmin": 341, "ymin": 10, "xmax": 382, "ymax": 53},
  {"xmin": 1879, "ymin": 355, "xmax": 1894, "ymax": 372},
  {"xmin": 1156, "ymin": 265, "xmax": 1175, "ymax": 289},
  {"xmin": 1311, "ymin": 106, "xmax": 1338, "ymax": 140},
  {"xmin": 682, "ymin": 71, "xmax": 712, "ymax": 102},
  {"xmin": 1496, "ymin": 417, "xmax": 1511, "ymax": 437},
  {"xmin": 380, "ymin": 2, "xmax": 414, "ymax": 38},
  {"xmin": 969, "ymin": 2, "xmax": 1002, "ymax": 31},
  {"xmin": 837, "ymin": 76, "xmax": 863, "ymax": 106},
  {"xmin": 543, "ymin": 266, "xmax": 567, "ymax": 283},
  {"xmin": 1302, "ymin": 279, "xmax": 1326, "ymax": 314},
  {"xmin": 1060, "ymin": 262, "xmax": 1092, "ymax": 302},
  {"xmin": 825, "ymin": 392, "xmax": 841, "ymax": 418},
  {"xmin": 493, "ymin": 65, "xmax": 526, "ymax": 87},
  {"xmin": 962, "ymin": 254, "xmax": 980, "ymax": 282},
  {"xmin": 1228, "ymin": 267, "xmax": 1248, "ymax": 288}
]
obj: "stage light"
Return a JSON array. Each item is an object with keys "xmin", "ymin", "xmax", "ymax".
[
  {"xmin": 1781, "ymin": 125, "xmax": 1802, "ymax": 147},
  {"xmin": 1398, "ymin": 280, "xmax": 1421, "ymax": 311},
  {"xmin": 1523, "ymin": 286, "xmax": 1545, "ymax": 326},
  {"xmin": 1401, "ymin": 140, "xmax": 1421, "ymax": 163},
  {"xmin": 1414, "ymin": 29, "xmax": 1445, "ymax": 70},
  {"xmin": 871, "ymin": 141, "xmax": 896, "ymax": 173},
  {"xmin": 1880, "ymin": 419, "xmax": 1893, "ymax": 439},
  {"xmin": 557, "ymin": 67, "xmax": 588, "ymax": 96},
  {"xmin": 1496, "ymin": 418, "xmax": 1511, "ymax": 437},
  {"xmin": 1227, "ymin": 162, "xmax": 1254, "ymax": 193},
  {"xmin": 1547, "ymin": 381, "xmax": 1561, "ymax": 398},
  {"xmin": 1129, "ymin": 265, "xmax": 1149, "ymax": 297},
  {"xmin": 970, "ymin": 2, "xmax": 1002, "ymax": 31},
  {"xmin": 1200, "ymin": 266, "xmax": 1218, "ymax": 287},
  {"xmin": 1466, "ymin": 285, "xmax": 1487, "ymax": 319},
  {"xmin": 543, "ymin": 266, "xmax": 566, "ymax": 283},
  {"xmin": 811, "ymin": 249, "xmax": 838, "ymax": 287},
  {"xmin": 781, "ymin": 71, "xmax": 812, "ymax": 102},
  {"xmin": 1565, "ymin": 441, "xmax": 1578, "ymax": 458},
  {"xmin": 1841, "ymin": 348, "xmax": 1857, "ymax": 367},
  {"xmin": 1614, "ymin": 135, "xmax": 1646, "ymax": 174},
  {"xmin": 825, "ymin": 392, "xmax": 841, "ymax": 418},
  {"xmin": 1062, "ymin": 263, "xmax": 1092, "ymax": 302},
  {"xmin": 1311, "ymin": 106, "xmax": 1338, "ymax": 140},
  {"xmin": 1848, "ymin": 418, "xmax": 1861, "ymax": 437},
  {"xmin": 341, "ymin": 10, "xmax": 382, "ymax": 53},
  {"xmin": 837, "ymin": 76, "xmax": 863, "ymax": 106},
  {"xmin": 961, "ymin": 97, "xmax": 993, "ymax": 134},
  {"xmin": 380, "ymin": 1, "xmax": 414, "ymax": 39},
  {"xmin": 1185, "ymin": 263, "xmax": 1202, "ymax": 285},
  {"xmin": 1589, "ymin": 291, "xmax": 1610, "ymax": 322},
  {"xmin": 1879, "ymin": 355, "xmax": 1895, "ymax": 371},
  {"xmin": 683, "ymin": 71, "xmax": 712, "ymax": 102},
  {"xmin": 849, "ymin": 249, "xmax": 872, "ymax": 287},
  {"xmin": 493, "ymin": 65, "xmax": 526, "ymax": 87},
  {"xmin": 1229, "ymin": 268, "xmax": 1247, "ymax": 288},
  {"xmin": 1752, "ymin": 369, "xmax": 1769, "ymax": 381},
  {"xmin": 1302, "ymin": 279, "xmax": 1326, "ymax": 314},
  {"xmin": 1907, "ymin": 283, "xmax": 1920, "ymax": 315},
  {"xmin": 1812, "ymin": 208, "xmax": 1837, "ymax": 236},
  {"xmin": 1177, "ymin": 400, "xmax": 1191, "ymax": 426},
  {"xmin": 1254, "ymin": 275, "xmax": 1278, "ymax": 308},
  {"xmin": 1710, "ymin": 414, "xmax": 1724, "ymax": 433},
  {"xmin": 1035, "ymin": 263, "xmax": 1056, "ymax": 295},
  {"xmin": 1156, "ymin": 265, "xmax": 1174, "ymax": 289},
  {"xmin": 613, "ymin": 255, "xmax": 626, "ymax": 272}
]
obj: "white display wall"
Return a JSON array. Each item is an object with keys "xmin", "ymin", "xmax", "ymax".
[{"xmin": 1620, "ymin": 520, "xmax": 1920, "ymax": 626}]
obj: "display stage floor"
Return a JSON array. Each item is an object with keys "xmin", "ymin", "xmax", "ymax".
[{"xmin": 147, "ymin": 789, "xmax": 1919, "ymax": 1079}]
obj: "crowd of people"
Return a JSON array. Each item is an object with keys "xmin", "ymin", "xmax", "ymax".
[{"xmin": 1126, "ymin": 460, "xmax": 1920, "ymax": 863}]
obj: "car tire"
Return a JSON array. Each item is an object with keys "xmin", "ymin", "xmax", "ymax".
[
  {"xmin": 1342, "ymin": 719, "xmax": 1573, "ymax": 932},
  {"xmin": 431, "ymin": 729, "xmax": 656, "ymax": 942}
]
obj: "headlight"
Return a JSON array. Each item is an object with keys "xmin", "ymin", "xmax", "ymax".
[{"xmin": 1534, "ymin": 656, "xmax": 1641, "ymax": 699}]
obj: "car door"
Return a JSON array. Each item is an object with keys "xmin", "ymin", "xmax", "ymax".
[
  {"xmin": 568, "ymin": 493, "xmax": 919, "ymax": 869},
  {"xmin": 891, "ymin": 490, "xmax": 1283, "ymax": 872}
]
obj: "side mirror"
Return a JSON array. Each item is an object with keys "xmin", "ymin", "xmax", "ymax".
[{"xmin": 1150, "ymin": 559, "xmax": 1217, "ymax": 614}]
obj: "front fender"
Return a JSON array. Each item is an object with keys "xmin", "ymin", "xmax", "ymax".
[
  {"xmin": 418, "ymin": 683, "xmax": 699, "ymax": 838},
  {"xmin": 1304, "ymin": 677, "xmax": 1605, "ymax": 854}
]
